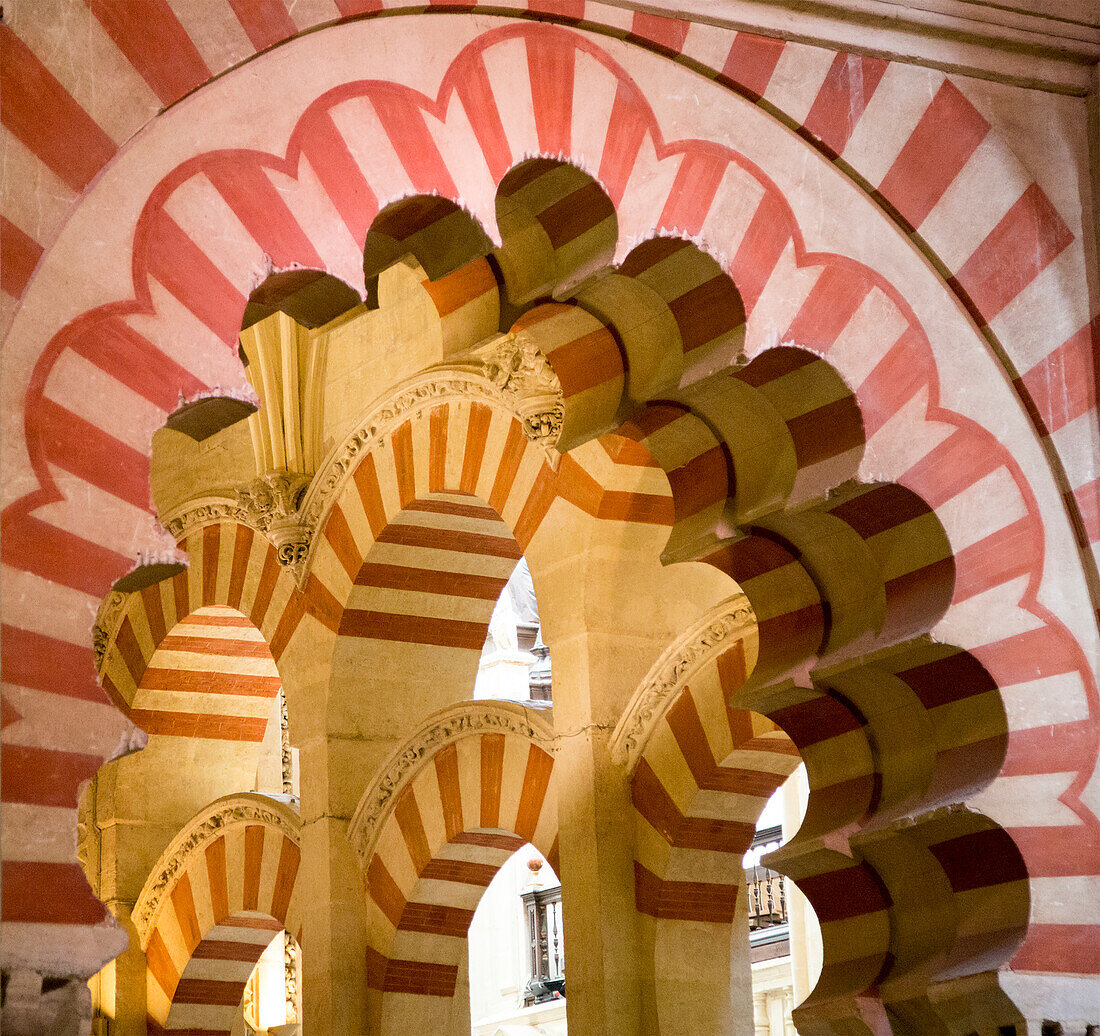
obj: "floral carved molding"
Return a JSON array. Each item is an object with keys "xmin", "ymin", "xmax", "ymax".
[
  {"xmin": 609, "ymin": 593, "xmax": 758, "ymax": 771},
  {"xmin": 347, "ymin": 700, "xmax": 556, "ymax": 869},
  {"xmin": 131, "ymin": 793, "xmax": 300, "ymax": 948}
]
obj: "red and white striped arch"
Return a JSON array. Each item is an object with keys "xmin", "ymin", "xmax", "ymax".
[
  {"xmin": 132, "ymin": 793, "xmax": 302, "ymax": 1034},
  {"xmin": 1, "ymin": 10, "xmax": 1096, "ymax": 983},
  {"xmin": 350, "ymin": 701, "xmax": 557, "ymax": 1035}
]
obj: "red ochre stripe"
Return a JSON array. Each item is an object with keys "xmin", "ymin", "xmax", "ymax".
[
  {"xmin": 228, "ymin": 0, "xmax": 298, "ymax": 52},
  {"xmin": 2, "ymin": 513, "xmax": 130, "ymax": 598},
  {"xmin": 139, "ymin": 669, "xmax": 281, "ymax": 697},
  {"xmin": 67, "ymin": 312, "xmax": 208, "ymax": 413},
  {"xmin": 1011, "ymin": 924, "xmax": 1100, "ymax": 974},
  {"xmin": 629, "ymin": 13, "xmax": 689, "ymax": 53},
  {"xmin": 634, "ymin": 862, "xmax": 739, "ymax": 923},
  {"xmin": 598, "ymin": 83, "xmax": 650, "ymax": 207},
  {"xmin": 404, "ymin": 497, "xmax": 500, "ymax": 521},
  {"xmin": 85, "ymin": 0, "xmax": 211, "ymax": 106},
  {"xmin": 876, "ymin": 79, "xmax": 988, "ymax": 231},
  {"xmin": 337, "ymin": 609, "xmax": 487, "ymax": 649},
  {"xmin": 0, "ymin": 27, "xmax": 118, "ymax": 192},
  {"xmin": 382, "ymin": 956, "xmax": 459, "ymax": 996},
  {"xmin": 205, "ymin": 161, "xmax": 324, "ymax": 270},
  {"xmin": 1073, "ymin": 478, "xmax": 1100, "ymax": 544},
  {"xmin": 145, "ymin": 212, "xmax": 247, "ymax": 344},
  {"xmin": 951, "ymin": 183, "xmax": 1074, "ymax": 322},
  {"xmin": 420, "ymin": 857, "xmax": 498, "ymax": 886},
  {"xmin": 2, "ymin": 861, "xmax": 107, "ymax": 924},
  {"xmin": 730, "ymin": 190, "xmax": 790, "ymax": 313},
  {"xmin": 454, "ymin": 53, "xmax": 512, "ymax": 182},
  {"xmin": 801, "ymin": 53, "xmax": 888, "ymax": 158},
  {"xmin": 527, "ymin": 31, "xmax": 575, "ymax": 155},
  {"xmin": 1, "ymin": 624, "xmax": 106, "ymax": 704},
  {"xmin": 158, "ymin": 633, "xmax": 271, "ymax": 657},
  {"xmin": 129, "ymin": 709, "xmax": 267, "ymax": 742},
  {"xmin": 376, "ymin": 521, "xmax": 521, "ymax": 558},
  {"xmin": 355, "ymin": 563, "xmax": 507, "ymax": 599},
  {"xmin": 659, "ymin": 151, "xmax": 726, "ymax": 237},
  {"xmin": 370, "ymin": 92, "xmax": 458, "ymax": 198},
  {"xmin": 0, "ymin": 216, "xmax": 43, "ymax": 299},
  {"xmin": 300, "ymin": 109, "xmax": 380, "ymax": 245},
  {"xmin": 783, "ymin": 266, "xmax": 871, "ymax": 351},
  {"xmin": 721, "ymin": 32, "xmax": 785, "ymax": 101},
  {"xmin": 1016, "ymin": 319, "xmax": 1098, "ymax": 434},
  {"xmin": 397, "ymin": 902, "xmax": 474, "ymax": 938},
  {"xmin": 2, "ymin": 744, "xmax": 103, "ymax": 808}
]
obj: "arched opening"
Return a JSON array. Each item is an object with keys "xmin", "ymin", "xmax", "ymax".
[{"xmin": 467, "ymin": 844, "xmax": 565, "ymax": 1035}]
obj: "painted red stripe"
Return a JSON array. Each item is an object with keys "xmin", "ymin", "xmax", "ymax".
[
  {"xmin": 659, "ymin": 151, "xmax": 726, "ymax": 237},
  {"xmin": 129, "ymin": 708, "xmax": 267, "ymax": 742},
  {"xmin": 333, "ymin": 0, "xmax": 383, "ymax": 13},
  {"xmin": 227, "ymin": 0, "xmax": 298, "ymax": 52},
  {"xmin": 1, "ymin": 625, "xmax": 106, "ymax": 705},
  {"xmin": 730, "ymin": 191, "xmax": 790, "ymax": 313},
  {"xmin": 2, "ymin": 861, "xmax": 107, "ymax": 924},
  {"xmin": 951, "ymin": 518, "xmax": 1038, "ymax": 603},
  {"xmin": 783, "ymin": 266, "xmax": 871, "ymax": 352},
  {"xmin": 598, "ymin": 83, "xmax": 650, "ymax": 208},
  {"xmin": 0, "ymin": 217, "xmax": 43, "ymax": 299},
  {"xmin": 527, "ymin": 31, "xmax": 575, "ymax": 155},
  {"xmin": 876, "ymin": 80, "xmax": 988, "ymax": 230},
  {"xmin": 453, "ymin": 54, "xmax": 512, "ymax": 183},
  {"xmin": 3, "ymin": 744, "xmax": 103, "ymax": 807},
  {"xmin": 630, "ymin": 13, "xmax": 689, "ymax": 53},
  {"xmin": 370, "ymin": 91, "xmax": 458, "ymax": 197},
  {"xmin": 1016, "ymin": 320, "xmax": 1098, "ymax": 435},
  {"xmin": 952, "ymin": 183, "xmax": 1074, "ymax": 322},
  {"xmin": 0, "ymin": 27, "xmax": 118, "ymax": 192},
  {"xmin": 1002, "ymin": 719, "xmax": 1096, "ymax": 778},
  {"xmin": 900, "ymin": 429, "xmax": 1001, "ymax": 509},
  {"xmin": 720, "ymin": 32, "xmax": 784, "ymax": 101},
  {"xmin": 144, "ymin": 212, "xmax": 247, "ymax": 344},
  {"xmin": 34, "ymin": 397, "xmax": 151, "ymax": 511},
  {"xmin": 527, "ymin": 0, "xmax": 584, "ymax": 16},
  {"xmin": 802, "ymin": 53, "xmax": 888, "ymax": 158},
  {"xmin": 204, "ymin": 161, "xmax": 324, "ymax": 269},
  {"xmin": 300, "ymin": 110, "xmax": 379, "ymax": 245},
  {"xmin": 66, "ymin": 312, "xmax": 207, "ymax": 412},
  {"xmin": 1, "ymin": 513, "xmax": 130, "ymax": 597},
  {"xmin": 1011, "ymin": 923, "xmax": 1100, "ymax": 973},
  {"xmin": 857, "ymin": 326, "xmax": 933, "ymax": 437},
  {"xmin": 1073, "ymin": 478, "xmax": 1100, "ymax": 544},
  {"xmin": 970, "ymin": 626, "xmax": 1081, "ymax": 688},
  {"xmin": 84, "ymin": 0, "xmax": 211, "ymax": 106}
]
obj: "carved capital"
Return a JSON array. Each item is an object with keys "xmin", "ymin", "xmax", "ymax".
[
  {"xmin": 92, "ymin": 591, "xmax": 129, "ymax": 673},
  {"xmin": 466, "ymin": 332, "xmax": 564, "ymax": 444},
  {"xmin": 347, "ymin": 700, "xmax": 555, "ymax": 869},
  {"xmin": 609, "ymin": 595, "xmax": 758, "ymax": 770},
  {"xmin": 132, "ymin": 793, "xmax": 300, "ymax": 947}
]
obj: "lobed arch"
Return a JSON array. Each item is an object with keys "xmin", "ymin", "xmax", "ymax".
[
  {"xmin": 131, "ymin": 794, "xmax": 302, "ymax": 1033},
  {"xmin": 348, "ymin": 701, "xmax": 558, "ymax": 1036},
  {"xmin": 1, "ymin": 12, "xmax": 1096, "ymax": 1030}
]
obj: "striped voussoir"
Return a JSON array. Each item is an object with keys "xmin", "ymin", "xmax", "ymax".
[
  {"xmin": 3, "ymin": 4, "xmax": 1097, "ymax": 1002},
  {"xmin": 360, "ymin": 715, "xmax": 556, "ymax": 1033},
  {"xmin": 135, "ymin": 795, "xmax": 302, "ymax": 1032},
  {"xmin": 99, "ymin": 524, "xmax": 300, "ymax": 743}
]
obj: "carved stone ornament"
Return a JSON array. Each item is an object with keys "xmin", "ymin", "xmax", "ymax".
[
  {"xmin": 347, "ymin": 700, "xmax": 556, "ymax": 869},
  {"xmin": 92, "ymin": 590, "xmax": 129, "ymax": 672},
  {"xmin": 298, "ymin": 351, "xmax": 563, "ymax": 560},
  {"xmin": 131, "ymin": 793, "xmax": 300, "ymax": 948},
  {"xmin": 609, "ymin": 594, "xmax": 758, "ymax": 771}
]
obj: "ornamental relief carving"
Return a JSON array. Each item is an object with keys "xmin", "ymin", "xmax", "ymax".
[
  {"xmin": 347, "ymin": 701, "xmax": 555, "ymax": 869},
  {"xmin": 298, "ymin": 352, "xmax": 563, "ymax": 569},
  {"xmin": 609, "ymin": 594, "xmax": 758, "ymax": 771},
  {"xmin": 132, "ymin": 793, "xmax": 300, "ymax": 948}
]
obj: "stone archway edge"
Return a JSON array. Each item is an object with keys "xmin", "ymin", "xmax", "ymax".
[
  {"xmin": 131, "ymin": 792, "xmax": 300, "ymax": 949},
  {"xmin": 347, "ymin": 700, "xmax": 556, "ymax": 869}
]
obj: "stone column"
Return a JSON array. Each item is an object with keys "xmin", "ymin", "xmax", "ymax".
[{"xmin": 528, "ymin": 509, "xmax": 731, "ymax": 1036}]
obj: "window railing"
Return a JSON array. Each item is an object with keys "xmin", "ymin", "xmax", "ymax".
[{"xmin": 746, "ymin": 865, "xmax": 787, "ymax": 931}]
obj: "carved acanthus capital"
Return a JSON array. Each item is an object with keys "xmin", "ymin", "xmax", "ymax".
[
  {"xmin": 233, "ymin": 471, "xmax": 311, "ymax": 533},
  {"xmin": 609, "ymin": 595, "xmax": 758, "ymax": 770},
  {"xmin": 466, "ymin": 332, "xmax": 564, "ymax": 444}
]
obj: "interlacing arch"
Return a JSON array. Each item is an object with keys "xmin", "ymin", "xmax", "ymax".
[
  {"xmin": 131, "ymin": 794, "xmax": 302, "ymax": 1034},
  {"xmin": 348, "ymin": 702, "xmax": 557, "ymax": 1036}
]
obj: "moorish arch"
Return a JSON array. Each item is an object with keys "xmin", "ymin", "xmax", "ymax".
[
  {"xmin": 1, "ymin": 8, "xmax": 1097, "ymax": 1035},
  {"xmin": 347, "ymin": 701, "xmax": 558, "ymax": 1036},
  {"xmin": 131, "ymin": 794, "xmax": 303, "ymax": 1034}
]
